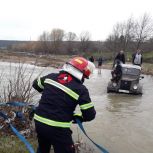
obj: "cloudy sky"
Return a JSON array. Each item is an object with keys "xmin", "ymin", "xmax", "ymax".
[{"xmin": 0, "ymin": 0, "xmax": 153, "ymax": 41}]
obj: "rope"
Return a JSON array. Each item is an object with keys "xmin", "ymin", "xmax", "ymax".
[
  {"xmin": 0, "ymin": 102, "xmax": 109, "ymax": 153},
  {"xmin": 0, "ymin": 105, "xmax": 35, "ymax": 153},
  {"xmin": 76, "ymin": 119, "xmax": 109, "ymax": 153},
  {"xmin": 10, "ymin": 124, "xmax": 35, "ymax": 153},
  {"xmin": 0, "ymin": 101, "xmax": 28, "ymax": 107}
]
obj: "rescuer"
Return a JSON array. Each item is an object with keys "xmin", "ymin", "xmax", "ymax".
[{"xmin": 33, "ymin": 57, "xmax": 96, "ymax": 153}]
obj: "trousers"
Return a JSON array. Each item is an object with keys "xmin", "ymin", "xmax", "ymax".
[{"xmin": 35, "ymin": 121, "xmax": 75, "ymax": 153}]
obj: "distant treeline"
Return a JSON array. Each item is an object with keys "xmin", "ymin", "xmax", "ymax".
[
  {"xmin": 0, "ymin": 39, "xmax": 152, "ymax": 63},
  {"xmin": 1, "ymin": 13, "xmax": 153, "ymax": 62},
  {"xmin": 0, "ymin": 40, "xmax": 28, "ymax": 48}
]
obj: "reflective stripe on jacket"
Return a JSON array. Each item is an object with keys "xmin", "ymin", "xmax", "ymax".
[
  {"xmin": 33, "ymin": 72, "xmax": 96, "ymax": 128},
  {"xmin": 44, "ymin": 78, "xmax": 79, "ymax": 100},
  {"xmin": 34, "ymin": 114, "xmax": 71, "ymax": 128}
]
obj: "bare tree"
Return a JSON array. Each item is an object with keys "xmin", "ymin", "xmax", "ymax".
[
  {"xmin": 105, "ymin": 17, "xmax": 135, "ymax": 52},
  {"xmin": 133, "ymin": 13, "xmax": 153, "ymax": 49},
  {"xmin": 50, "ymin": 28, "xmax": 65, "ymax": 54},
  {"xmin": 37, "ymin": 29, "xmax": 65, "ymax": 54},
  {"xmin": 0, "ymin": 61, "xmax": 45, "ymax": 138},
  {"xmin": 104, "ymin": 24, "xmax": 121, "ymax": 58},
  {"xmin": 65, "ymin": 32, "xmax": 77, "ymax": 54},
  {"xmin": 65, "ymin": 32, "xmax": 77, "ymax": 41},
  {"xmin": 38, "ymin": 31, "xmax": 50, "ymax": 54},
  {"xmin": 120, "ymin": 17, "xmax": 135, "ymax": 51},
  {"xmin": 79, "ymin": 31, "xmax": 92, "ymax": 53},
  {"xmin": 0, "ymin": 62, "xmax": 38, "ymax": 103},
  {"xmin": 104, "ymin": 14, "xmax": 153, "ymax": 57}
]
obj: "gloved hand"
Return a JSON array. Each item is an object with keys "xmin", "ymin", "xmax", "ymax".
[
  {"xmin": 16, "ymin": 111, "xmax": 26, "ymax": 123},
  {"xmin": 72, "ymin": 113, "xmax": 83, "ymax": 124},
  {"xmin": 16, "ymin": 111, "xmax": 24, "ymax": 119}
]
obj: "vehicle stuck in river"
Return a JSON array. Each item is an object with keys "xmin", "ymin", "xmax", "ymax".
[{"xmin": 107, "ymin": 64, "xmax": 144, "ymax": 94}]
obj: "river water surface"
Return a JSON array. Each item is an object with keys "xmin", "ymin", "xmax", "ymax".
[
  {"xmin": 81, "ymin": 68, "xmax": 153, "ymax": 153},
  {"xmin": 1, "ymin": 62, "xmax": 153, "ymax": 153}
]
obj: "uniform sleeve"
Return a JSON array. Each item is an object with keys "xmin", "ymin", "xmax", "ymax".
[
  {"xmin": 32, "ymin": 75, "xmax": 48, "ymax": 93},
  {"xmin": 78, "ymin": 86, "xmax": 96, "ymax": 122},
  {"xmin": 123, "ymin": 55, "xmax": 125, "ymax": 64}
]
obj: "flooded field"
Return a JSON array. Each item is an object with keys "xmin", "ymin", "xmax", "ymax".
[{"xmin": 0, "ymin": 62, "xmax": 153, "ymax": 153}]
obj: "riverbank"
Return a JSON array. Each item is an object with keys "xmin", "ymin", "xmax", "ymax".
[
  {"xmin": 0, "ymin": 51, "xmax": 153, "ymax": 75},
  {"xmin": 101, "ymin": 61, "xmax": 153, "ymax": 75},
  {"xmin": 0, "ymin": 51, "xmax": 71, "ymax": 68},
  {"xmin": 0, "ymin": 136, "xmax": 37, "ymax": 153}
]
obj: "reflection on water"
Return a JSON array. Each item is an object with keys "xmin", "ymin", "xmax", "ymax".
[{"xmin": 107, "ymin": 93, "xmax": 142, "ymax": 115}]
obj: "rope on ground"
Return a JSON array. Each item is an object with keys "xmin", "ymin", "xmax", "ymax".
[
  {"xmin": 76, "ymin": 119, "xmax": 109, "ymax": 153},
  {"xmin": 0, "ymin": 102, "xmax": 35, "ymax": 153}
]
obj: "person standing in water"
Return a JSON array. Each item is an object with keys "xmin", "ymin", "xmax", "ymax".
[{"xmin": 97, "ymin": 57, "xmax": 103, "ymax": 74}]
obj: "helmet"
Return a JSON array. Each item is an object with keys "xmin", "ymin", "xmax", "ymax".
[{"xmin": 62, "ymin": 57, "xmax": 95, "ymax": 81}]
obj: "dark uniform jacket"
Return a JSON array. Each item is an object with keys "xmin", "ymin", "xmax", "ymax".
[
  {"xmin": 114, "ymin": 53, "xmax": 125, "ymax": 64},
  {"xmin": 33, "ymin": 71, "xmax": 96, "ymax": 128}
]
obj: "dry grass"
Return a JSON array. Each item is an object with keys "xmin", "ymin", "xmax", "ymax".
[
  {"xmin": 0, "ymin": 136, "xmax": 37, "ymax": 153},
  {"xmin": 141, "ymin": 63, "xmax": 153, "ymax": 75},
  {"xmin": 0, "ymin": 51, "xmax": 72, "ymax": 68}
]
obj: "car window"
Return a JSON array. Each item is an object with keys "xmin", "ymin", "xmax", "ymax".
[{"xmin": 122, "ymin": 68, "xmax": 140, "ymax": 76}]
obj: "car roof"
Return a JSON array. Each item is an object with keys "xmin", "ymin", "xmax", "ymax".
[{"xmin": 121, "ymin": 64, "xmax": 141, "ymax": 70}]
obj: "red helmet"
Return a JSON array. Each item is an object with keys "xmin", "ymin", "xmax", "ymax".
[{"xmin": 68, "ymin": 57, "xmax": 95, "ymax": 78}]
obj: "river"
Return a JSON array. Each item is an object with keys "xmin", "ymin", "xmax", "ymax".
[
  {"xmin": 0, "ymin": 62, "xmax": 153, "ymax": 153},
  {"xmin": 78, "ymin": 68, "xmax": 153, "ymax": 153}
]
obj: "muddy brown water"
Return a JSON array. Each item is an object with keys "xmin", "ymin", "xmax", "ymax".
[
  {"xmin": 78, "ymin": 69, "xmax": 153, "ymax": 153},
  {"xmin": 1, "ymin": 62, "xmax": 153, "ymax": 153}
]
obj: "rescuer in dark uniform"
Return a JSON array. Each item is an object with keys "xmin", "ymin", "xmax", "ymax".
[
  {"xmin": 33, "ymin": 57, "xmax": 96, "ymax": 153},
  {"xmin": 111, "ymin": 60, "xmax": 122, "ymax": 83}
]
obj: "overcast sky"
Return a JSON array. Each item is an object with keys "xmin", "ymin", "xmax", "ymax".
[{"xmin": 0, "ymin": 0, "xmax": 153, "ymax": 41}]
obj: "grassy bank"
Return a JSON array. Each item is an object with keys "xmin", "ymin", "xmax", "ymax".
[
  {"xmin": 100, "ymin": 60, "xmax": 153, "ymax": 76},
  {"xmin": 141, "ymin": 63, "xmax": 153, "ymax": 75},
  {"xmin": 0, "ymin": 136, "xmax": 38, "ymax": 153}
]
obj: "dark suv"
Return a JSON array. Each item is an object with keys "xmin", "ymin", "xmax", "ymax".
[{"xmin": 107, "ymin": 64, "xmax": 143, "ymax": 94}]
